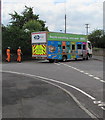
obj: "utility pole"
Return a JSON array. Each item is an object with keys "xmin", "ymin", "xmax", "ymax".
[
  {"xmin": 65, "ymin": 14, "xmax": 66, "ymax": 33},
  {"xmin": 0, "ymin": 0, "xmax": 1, "ymax": 24},
  {"xmin": 85, "ymin": 24, "xmax": 89, "ymax": 35},
  {"xmin": 103, "ymin": 2, "xmax": 105, "ymax": 35},
  {"xmin": 64, "ymin": 0, "xmax": 66, "ymax": 33}
]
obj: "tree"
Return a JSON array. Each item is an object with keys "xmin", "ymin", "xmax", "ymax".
[
  {"xmin": 9, "ymin": 6, "xmax": 39, "ymax": 29},
  {"xmin": 88, "ymin": 29, "xmax": 105, "ymax": 48},
  {"xmin": 2, "ymin": 6, "xmax": 48, "ymax": 56},
  {"xmin": 23, "ymin": 20, "xmax": 42, "ymax": 32},
  {"xmin": 22, "ymin": 6, "xmax": 39, "ymax": 22}
]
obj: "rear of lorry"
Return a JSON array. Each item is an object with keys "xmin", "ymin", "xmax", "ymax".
[{"xmin": 31, "ymin": 32, "xmax": 47, "ymax": 59}]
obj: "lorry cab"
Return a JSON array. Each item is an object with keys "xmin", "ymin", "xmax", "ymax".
[{"xmin": 87, "ymin": 41, "xmax": 92, "ymax": 58}]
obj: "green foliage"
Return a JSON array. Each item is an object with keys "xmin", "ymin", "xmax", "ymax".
[
  {"xmin": 2, "ymin": 25, "xmax": 31, "ymax": 54},
  {"xmin": 2, "ymin": 6, "xmax": 48, "ymax": 55},
  {"xmin": 88, "ymin": 29, "xmax": 105, "ymax": 48},
  {"xmin": 23, "ymin": 20, "xmax": 42, "ymax": 32},
  {"xmin": 22, "ymin": 6, "xmax": 39, "ymax": 22}
]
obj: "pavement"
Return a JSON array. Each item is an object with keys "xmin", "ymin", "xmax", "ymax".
[{"xmin": 2, "ymin": 72, "xmax": 91, "ymax": 118}]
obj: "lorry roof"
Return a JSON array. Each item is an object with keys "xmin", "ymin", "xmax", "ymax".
[
  {"xmin": 32, "ymin": 31, "xmax": 87, "ymax": 36},
  {"xmin": 31, "ymin": 31, "xmax": 88, "ymax": 43}
]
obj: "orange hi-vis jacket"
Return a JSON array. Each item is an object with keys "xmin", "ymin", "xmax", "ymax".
[
  {"xmin": 6, "ymin": 49, "xmax": 11, "ymax": 62},
  {"xmin": 17, "ymin": 49, "xmax": 22, "ymax": 62}
]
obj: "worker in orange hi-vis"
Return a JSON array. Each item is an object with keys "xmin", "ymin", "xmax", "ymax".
[
  {"xmin": 6, "ymin": 47, "xmax": 11, "ymax": 62},
  {"xmin": 17, "ymin": 46, "xmax": 22, "ymax": 62}
]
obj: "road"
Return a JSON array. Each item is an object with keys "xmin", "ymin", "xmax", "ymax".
[{"xmin": 2, "ymin": 57, "xmax": 105, "ymax": 119}]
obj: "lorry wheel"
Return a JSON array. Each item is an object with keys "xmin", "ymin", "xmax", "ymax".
[
  {"xmin": 83, "ymin": 57, "xmax": 85, "ymax": 60},
  {"xmin": 75, "ymin": 58, "xmax": 78, "ymax": 61},
  {"xmin": 62, "ymin": 56, "xmax": 67, "ymax": 62},
  {"xmin": 89, "ymin": 54, "xmax": 92, "ymax": 58},
  {"xmin": 54, "ymin": 59, "xmax": 59, "ymax": 63},
  {"xmin": 49, "ymin": 60, "xmax": 54, "ymax": 63},
  {"xmin": 86, "ymin": 55, "xmax": 88, "ymax": 60}
]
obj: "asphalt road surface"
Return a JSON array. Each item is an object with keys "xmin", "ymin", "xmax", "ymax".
[{"xmin": 2, "ymin": 57, "xmax": 105, "ymax": 119}]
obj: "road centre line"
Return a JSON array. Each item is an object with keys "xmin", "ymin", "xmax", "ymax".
[
  {"xmin": 89, "ymin": 75, "xmax": 94, "ymax": 77},
  {"xmin": 100, "ymin": 80, "xmax": 105, "ymax": 83},
  {"xmin": 2, "ymin": 70, "xmax": 96, "ymax": 101},
  {"xmin": 101, "ymin": 107, "xmax": 105, "ymax": 110},
  {"xmin": 93, "ymin": 101, "xmax": 102, "ymax": 104},
  {"xmin": 60, "ymin": 63, "xmax": 104, "ymax": 83},
  {"xmin": 2, "ymin": 70, "xmax": 98, "ymax": 119},
  {"xmin": 94, "ymin": 77, "xmax": 100, "ymax": 80},
  {"xmin": 84, "ymin": 73, "xmax": 89, "ymax": 75},
  {"xmin": 93, "ymin": 101, "xmax": 105, "ymax": 110},
  {"xmin": 73, "ymin": 68, "xmax": 80, "ymax": 71},
  {"xmin": 80, "ymin": 71, "xmax": 85, "ymax": 73}
]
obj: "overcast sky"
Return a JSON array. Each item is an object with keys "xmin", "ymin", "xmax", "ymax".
[{"xmin": 2, "ymin": 0, "xmax": 104, "ymax": 34}]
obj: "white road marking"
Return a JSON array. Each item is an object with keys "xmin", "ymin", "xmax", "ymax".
[
  {"xmin": 94, "ymin": 77, "xmax": 100, "ymax": 80},
  {"xmin": 93, "ymin": 101, "xmax": 105, "ymax": 110},
  {"xmin": 60, "ymin": 63, "xmax": 104, "ymax": 83},
  {"xmin": 74, "ymin": 68, "xmax": 80, "ymax": 71},
  {"xmin": 98, "ymin": 103, "xmax": 105, "ymax": 107},
  {"xmin": 80, "ymin": 71, "xmax": 84, "ymax": 73},
  {"xmin": 101, "ymin": 107, "xmax": 105, "ymax": 110},
  {"xmin": 2, "ymin": 70, "xmax": 96, "ymax": 101},
  {"xmin": 88, "ymin": 74, "xmax": 94, "ymax": 77},
  {"xmin": 100, "ymin": 80, "xmax": 105, "ymax": 83},
  {"xmin": 54, "ymin": 63, "xmax": 60, "ymax": 65},
  {"xmin": 93, "ymin": 101, "xmax": 102, "ymax": 104},
  {"xmin": 2, "ymin": 70, "xmax": 97, "ymax": 119},
  {"xmin": 60, "ymin": 62, "xmax": 104, "ymax": 109},
  {"xmin": 84, "ymin": 73, "xmax": 89, "ymax": 75}
]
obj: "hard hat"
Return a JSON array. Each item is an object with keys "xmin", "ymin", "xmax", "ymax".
[
  {"xmin": 8, "ymin": 47, "xmax": 10, "ymax": 49},
  {"xmin": 19, "ymin": 46, "xmax": 21, "ymax": 49}
]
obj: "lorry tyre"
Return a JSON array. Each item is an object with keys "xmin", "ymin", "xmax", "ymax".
[
  {"xmin": 49, "ymin": 59, "xmax": 54, "ymax": 63},
  {"xmin": 89, "ymin": 54, "xmax": 92, "ymax": 58},
  {"xmin": 86, "ymin": 55, "xmax": 88, "ymax": 60},
  {"xmin": 75, "ymin": 58, "xmax": 78, "ymax": 61},
  {"xmin": 83, "ymin": 57, "xmax": 85, "ymax": 60},
  {"xmin": 63, "ymin": 56, "xmax": 67, "ymax": 62},
  {"xmin": 54, "ymin": 59, "xmax": 59, "ymax": 63}
]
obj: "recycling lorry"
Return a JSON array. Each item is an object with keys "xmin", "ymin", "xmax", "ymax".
[{"xmin": 31, "ymin": 31, "xmax": 92, "ymax": 62}]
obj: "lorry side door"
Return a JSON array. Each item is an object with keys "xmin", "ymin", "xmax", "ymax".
[
  {"xmin": 76, "ymin": 42, "xmax": 82, "ymax": 58},
  {"xmin": 87, "ymin": 41, "xmax": 92, "ymax": 57},
  {"xmin": 71, "ymin": 42, "xmax": 76, "ymax": 59},
  {"xmin": 62, "ymin": 41, "xmax": 66, "ymax": 54},
  {"xmin": 82, "ymin": 42, "xmax": 87, "ymax": 57}
]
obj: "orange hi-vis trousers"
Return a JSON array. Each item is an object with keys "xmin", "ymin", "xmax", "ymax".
[
  {"xmin": 17, "ymin": 49, "xmax": 22, "ymax": 62},
  {"xmin": 17, "ymin": 55, "xmax": 21, "ymax": 62},
  {"xmin": 6, "ymin": 49, "xmax": 11, "ymax": 62}
]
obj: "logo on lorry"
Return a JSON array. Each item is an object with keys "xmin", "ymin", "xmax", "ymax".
[
  {"xmin": 34, "ymin": 35, "xmax": 40, "ymax": 40},
  {"xmin": 32, "ymin": 33, "xmax": 46, "ymax": 43},
  {"xmin": 34, "ymin": 35, "xmax": 45, "ymax": 40}
]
